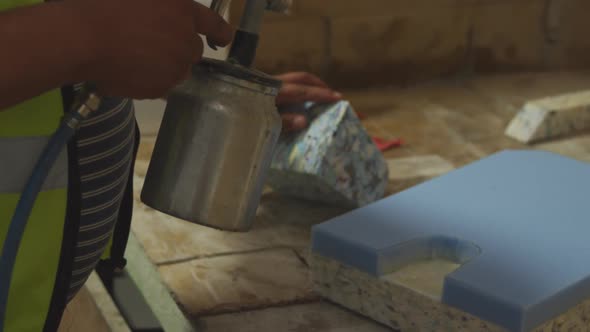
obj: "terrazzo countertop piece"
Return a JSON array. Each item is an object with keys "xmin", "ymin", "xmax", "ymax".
[
  {"xmin": 506, "ymin": 90, "xmax": 590, "ymax": 143},
  {"xmin": 267, "ymin": 101, "xmax": 389, "ymax": 208},
  {"xmin": 311, "ymin": 150, "xmax": 590, "ymax": 332},
  {"xmin": 310, "ymin": 254, "xmax": 590, "ymax": 332}
]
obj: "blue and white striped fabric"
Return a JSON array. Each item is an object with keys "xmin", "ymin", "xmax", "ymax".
[{"xmin": 67, "ymin": 85, "xmax": 136, "ymax": 299}]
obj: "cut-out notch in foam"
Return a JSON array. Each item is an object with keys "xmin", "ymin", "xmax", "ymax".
[
  {"xmin": 311, "ymin": 150, "xmax": 590, "ymax": 332},
  {"xmin": 376, "ymin": 236, "xmax": 481, "ymax": 277}
]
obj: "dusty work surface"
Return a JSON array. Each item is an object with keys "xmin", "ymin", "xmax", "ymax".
[{"xmin": 129, "ymin": 71, "xmax": 590, "ymax": 331}]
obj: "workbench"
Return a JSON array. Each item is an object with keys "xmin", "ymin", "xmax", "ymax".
[{"xmin": 93, "ymin": 71, "xmax": 590, "ymax": 331}]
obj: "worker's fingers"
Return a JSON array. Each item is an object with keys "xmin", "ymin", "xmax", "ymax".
[
  {"xmin": 276, "ymin": 83, "xmax": 343, "ymax": 106},
  {"xmin": 275, "ymin": 72, "xmax": 330, "ymax": 88},
  {"xmin": 191, "ymin": 1, "xmax": 234, "ymax": 47},
  {"xmin": 281, "ymin": 113, "xmax": 308, "ymax": 132}
]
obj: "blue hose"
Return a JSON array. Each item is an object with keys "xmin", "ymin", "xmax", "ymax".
[{"xmin": 0, "ymin": 110, "xmax": 86, "ymax": 331}]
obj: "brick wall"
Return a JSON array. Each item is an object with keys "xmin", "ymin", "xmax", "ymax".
[{"xmin": 230, "ymin": 0, "xmax": 590, "ymax": 88}]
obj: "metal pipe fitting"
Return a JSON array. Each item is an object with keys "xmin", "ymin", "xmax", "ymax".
[
  {"xmin": 238, "ymin": 0, "xmax": 267, "ymax": 34},
  {"xmin": 239, "ymin": 0, "xmax": 292, "ymax": 32},
  {"xmin": 66, "ymin": 84, "xmax": 102, "ymax": 129}
]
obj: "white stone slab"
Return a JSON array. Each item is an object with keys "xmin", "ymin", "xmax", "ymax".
[{"xmin": 505, "ymin": 90, "xmax": 590, "ymax": 144}]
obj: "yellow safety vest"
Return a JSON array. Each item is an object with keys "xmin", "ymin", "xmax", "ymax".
[
  {"xmin": 0, "ymin": 1, "xmax": 116, "ymax": 331},
  {"xmin": 0, "ymin": 90, "xmax": 67, "ymax": 332}
]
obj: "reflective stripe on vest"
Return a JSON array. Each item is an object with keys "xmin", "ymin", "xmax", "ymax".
[
  {"xmin": 0, "ymin": 78, "xmax": 67, "ymax": 332},
  {"xmin": 0, "ymin": 137, "xmax": 67, "ymax": 193}
]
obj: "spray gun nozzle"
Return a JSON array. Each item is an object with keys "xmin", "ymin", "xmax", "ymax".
[{"xmin": 207, "ymin": 0, "xmax": 292, "ymax": 65}]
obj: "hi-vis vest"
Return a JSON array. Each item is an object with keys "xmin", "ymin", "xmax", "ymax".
[
  {"xmin": 0, "ymin": 87, "xmax": 69, "ymax": 332},
  {"xmin": 0, "ymin": 1, "xmax": 129, "ymax": 331}
]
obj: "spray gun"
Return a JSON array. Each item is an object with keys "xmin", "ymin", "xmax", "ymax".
[
  {"xmin": 140, "ymin": 0, "xmax": 292, "ymax": 232},
  {"xmin": 209, "ymin": 0, "xmax": 291, "ymax": 65}
]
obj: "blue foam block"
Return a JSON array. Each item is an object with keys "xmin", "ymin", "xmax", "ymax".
[{"xmin": 311, "ymin": 150, "xmax": 590, "ymax": 332}]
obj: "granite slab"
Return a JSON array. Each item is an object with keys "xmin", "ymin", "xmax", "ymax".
[
  {"xmin": 312, "ymin": 150, "xmax": 590, "ymax": 331},
  {"xmin": 197, "ymin": 302, "xmax": 391, "ymax": 332},
  {"xmin": 158, "ymin": 248, "xmax": 317, "ymax": 316},
  {"xmin": 387, "ymin": 155, "xmax": 455, "ymax": 181}
]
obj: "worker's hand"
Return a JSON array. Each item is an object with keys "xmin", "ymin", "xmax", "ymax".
[
  {"xmin": 275, "ymin": 72, "xmax": 343, "ymax": 132},
  {"xmin": 74, "ymin": 0, "xmax": 234, "ymax": 99}
]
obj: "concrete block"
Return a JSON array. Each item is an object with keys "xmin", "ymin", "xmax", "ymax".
[
  {"xmin": 293, "ymin": 0, "xmax": 460, "ymax": 18},
  {"xmin": 267, "ymin": 101, "xmax": 389, "ymax": 208},
  {"xmin": 231, "ymin": 0, "xmax": 590, "ymax": 88},
  {"xmin": 253, "ymin": 17, "xmax": 328, "ymax": 74},
  {"xmin": 328, "ymin": 9, "xmax": 472, "ymax": 85},
  {"xmin": 468, "ymin": 1, "xmax": 548, "ymax": 70},
  {"xmin": 506, "ymin": 90, "xmax": 590, "ymax": 144}
]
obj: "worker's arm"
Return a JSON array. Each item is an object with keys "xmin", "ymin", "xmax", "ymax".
[
  {"xmin": 0, "ymin": 1, "xmax": 91, "ymax": 110},
  {"xmin": 0, "ymin": 0, "xmax": 233, "ymax": 110}
]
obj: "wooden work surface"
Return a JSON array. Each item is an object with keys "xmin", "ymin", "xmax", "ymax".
[{"xmin": 130, "ymin": 71, "xmax": 590, "ymax": 331}]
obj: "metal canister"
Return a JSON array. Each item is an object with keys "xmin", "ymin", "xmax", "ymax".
[{"xmin": 141, "ymin": 58, "xmax": 282, "ymax": 232}]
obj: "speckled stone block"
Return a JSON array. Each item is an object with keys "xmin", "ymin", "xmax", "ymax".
[
  {"xmin": 310, "ymin": 254, "xmax": 590, "ymax": 332},
  {"xmin": 506, "ymin": 90, "xmax": 590, "ymax": 144},
  {"xmin": 267, "ymin": 101, "xmax": 389, "ymax": 207}
]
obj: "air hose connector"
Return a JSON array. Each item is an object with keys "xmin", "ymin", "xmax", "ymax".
[{"xmin": 66, "ymin": 85, "xmax": 101, "ymax": 129}]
